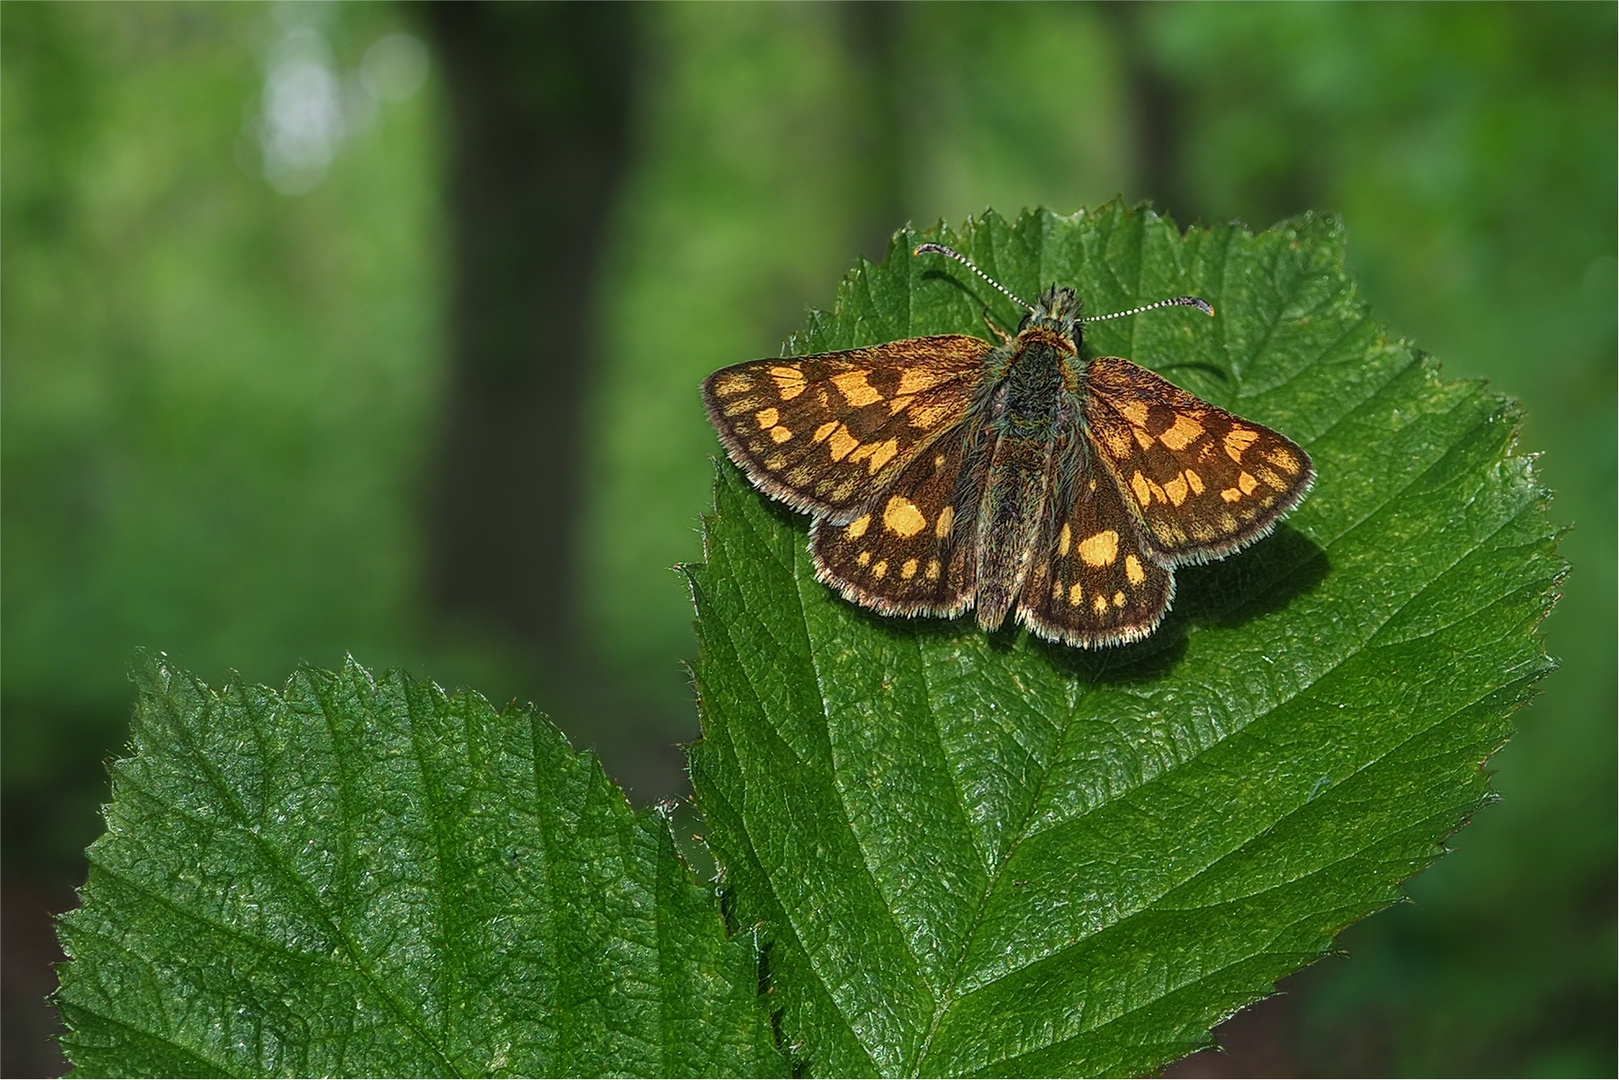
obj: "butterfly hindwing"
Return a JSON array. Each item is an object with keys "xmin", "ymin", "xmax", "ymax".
[
  {"xmin": 702, "ymin": 335, "xmax": 990, "ymax": 522},
  {"xmin": 809, "ymin": 429, "xmax": 980, "ymax": 617},
  {"xmin": 1018, "ymin": 449, "xmax": 1174, "ymax": 648},
  {"xmin": 1082, "ymin": 357, "xmax": 1315, "ymax": 564}
]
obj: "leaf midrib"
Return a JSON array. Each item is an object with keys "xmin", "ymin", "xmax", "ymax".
[
  {"xmin": 889, "ymin": 353, "xmax": 1514, "ymax": 1073},
  {"xmin": 949, "ymin": 628, "xmax": 1532, "ymax": 1076},
  {"xmin": 909, "ymin": 633, "xmax": 1107, "ymax": 1077},
  {"xmin": 906, "ymin": 394, "xmax": 1537, "ymax": 1070}
]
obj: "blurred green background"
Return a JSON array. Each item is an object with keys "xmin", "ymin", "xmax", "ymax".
[{"xmin": 3, "ymin": 3, "xmax": 1612, "ymax": 1075}]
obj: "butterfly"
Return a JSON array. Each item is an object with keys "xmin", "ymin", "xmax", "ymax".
[{"xmin": 700, "ymin": 242, "xmax": 1315, "ymax": 647}]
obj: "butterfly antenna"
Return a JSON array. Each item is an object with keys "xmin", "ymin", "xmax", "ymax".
[
  {"xmin": 1087, "ymin": 295, "xmax": 1216, "ymax": 322},
  {"xmin": 914, "ymin": 242, "xmax": 1033, "ymax": 312}
]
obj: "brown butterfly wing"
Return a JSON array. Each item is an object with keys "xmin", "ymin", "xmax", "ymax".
[
  {"xmin": 809, "ymin": 428, "xmax": 982, "ymax": 617},
  {"xmin": 1082, "ymin": 357, "xmax": 1314, "ymax": 565},
  {"xmin": 701, "ymin": 335, "xmax": 991, "ymax": 523},
  {"xmin": 1018, "ymin": 450, "xmax": 1174, "ymax": 648}
]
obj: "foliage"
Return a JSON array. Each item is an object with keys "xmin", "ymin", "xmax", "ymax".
[
  {"xmin": 55, "ymin": 207, "xmax": 1561, "ymax": 1077},
  {"xmin": 687, "ymin": 204, "xmax": 1562, "ymax": 1076},
  {"xmin": 54, "ymin": 652, "xmax": 780, "ymax": 1079}
]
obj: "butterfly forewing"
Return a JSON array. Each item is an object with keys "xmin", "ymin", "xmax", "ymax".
[
  {"xmin": 1082, "ymin": 357, "xmax": 1315, "ymax": 564},
  {"xmin": 702, "ymin": 335, "xmax": 990, "ymax": 522},
  {"xmin": 809, "ymin": 429, "xmax": 981, "ymax": 617},
  {"xmin": 1018, "ymin": 453, "xmax": 1174, "ymax": 647}
]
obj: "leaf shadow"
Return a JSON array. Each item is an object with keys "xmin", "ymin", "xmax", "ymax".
[
  {"xmin": 764, "ymin": 484, "xmax": 1327, "ymax": 689},
  {"xmin": 917, "ymin": 268, "xmax": 1016, "ymax": 336},
  {"xmin": 1173, "ymin": 522, "xmax": 1331, "ymax": 632}
]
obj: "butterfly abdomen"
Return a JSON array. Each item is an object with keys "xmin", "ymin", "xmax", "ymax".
[{"xmin": 973, "ymin": 431, "xmax": 1054, "ymax": 631}]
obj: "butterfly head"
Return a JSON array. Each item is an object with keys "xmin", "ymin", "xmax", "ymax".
[{"xmin": 1021, "ymin": 285, "xmax": 1085, "ymax": 349}]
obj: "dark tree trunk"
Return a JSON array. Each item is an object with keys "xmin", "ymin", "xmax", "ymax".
[
  {"xmin": 421, "ymin": 3, "xmax": 636, "ymax": 663},
  {"xmin": 1104, "ymin": 2, "xmax": 1194, "ymax": 226},
  {"xmin": 838, "ymin": 2, "xmax": 910, "ymax": 262}
]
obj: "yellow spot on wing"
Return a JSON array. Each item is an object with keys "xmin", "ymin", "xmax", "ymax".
[
  {"xmin": 1131, "ymin": 472, "xmax": 1152, "ymax": 507},
  {"xmin": 1224, "ymin": 426, "xmax": 1259, "ymax": 462},
  {"xmin": 1238, "ymin": 471, "xmax": 1259, "ymax": 495},
  {"xmin": 935, "ymin": 505, "xmax": 955, "ymax": 539},
  {"xmin": 1133, "ymin": 427, "xmax": 1156, "ymax": 450},
  {"xmin": 1119, "ymin": 400, "xmax": 1150, "ymax": 426},
  {"xmin": 1092, "ymin": 594, "xmax": 1110, "ymax": 615},
  {"xmin": 898, "ymin": 368, "xmax": 956, "ymax": 395},
  {"xmin": 872, "ymin": 559, "xmax": 888, "ymax": 579},
  {"xmin": 901, "ymin": 558, "xmax": 918, "ymax": 580},
  {"xmin": 882, "ymin": 495, "xmax": 927, "ymax": 538},
  {"xmin": 827, "ymin": 425, "xmax": 859, "ymax": 461},
  {"xmin": 769, "ymin": 425, "xmax": 793, "ymax": 444},
  {"xmin": 754, "ymin": 407, "xmax": 780, "ymax": 429},
  {"xmin": 1057, "ymin": 523, "xmax": 1072, "ymax": 556},
  {"xmin": 1112, "ymin": 590, "xmax": 1126, "ymax": 608},
  {"xmin": 1125, "ymin": 554, "xmax": 1145, "ymax": 585},
  {"xmin": 1103, "ymin": 429, "xmax": 1132, "ymax": 457},
  {"xmin": 1183, "ymin": 469, "xmax": 1205, "ymax": 495},
  {"xmin": 1067, "ymin": 581, "xmax": 1084, "ymax": 606},
  {"xmin": 1078, "ymin": 530, "xmax": 1120, "ymax": 567},
  {"xmin": 1163, "ymin": 474, "xmax": 1189, "ymax": 506},
  {"xmin": 712, "ymin": 373, "xmax": 750, "ymax": 396},
  {"xmin": 769, "ymin": 366, "xmax": 807, "ymax": 400},
  {"xmin": 831, "ymin": 371, "xmax": 883, "ymax": 407},
  {"xmin": 1158, "ymin": 413, "xmax": 1206, "ymax": 451},
  {"xmin": 813, "ymin": 420, "xmax": 839, "ymax": 442},
  {"xmin": 886, "ymin": 395, "xmax": 915, "ymax": 416},
  {"xmin": 1265, "ymin": 446, "xmax": 1300, "ymax": 473},
  {"xmin": 857, "ymin": 551, "xmax": 871, "ymax": 566},
  {"xmin": 851, "ymin": 438, "xmax": 899, "ymax": 473},
  {"xmin": 1220, "ymin": 486, "xmax": 1242, "ymax": 503},
  {"xmin": 845, "ymin": 514, "xmax": 871, "ymax": 539},
  {"xmin": 925, "ymin": 559, "xmax": 941, "ymax": 580}
]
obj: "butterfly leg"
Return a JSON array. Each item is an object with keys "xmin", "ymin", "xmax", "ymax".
[{"xmin": 982, "ymin": 311, "xmax": 1015, "ymax": 346}]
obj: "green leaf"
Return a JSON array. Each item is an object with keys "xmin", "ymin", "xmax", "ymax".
[
  {"xmin": 54, "ymin": 652, "xmax": 783, "ymax": 1078},
  {"xmin": 685, "ymin": 203, "xmax": 1563, "ymax": 1077}
]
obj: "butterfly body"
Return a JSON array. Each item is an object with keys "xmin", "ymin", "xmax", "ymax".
[
  {"xmin": 702, "ymin": 262, "xmax": 1314, "ymax": 648},
  {"xmin": 968, "ymin": 296, "xmax": 1083, "ymax": 631}
]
